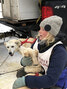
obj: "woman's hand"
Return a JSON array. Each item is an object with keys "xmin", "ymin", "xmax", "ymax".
[
  {"xmin": 13, "ymin": 76, "xmax": 25, "ymax": 89},
  {"xmin": 20, "ymin": 57, "xmax": 32, "ymax": 66}
]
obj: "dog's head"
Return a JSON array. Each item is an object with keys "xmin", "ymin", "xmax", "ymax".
[{"xmin": 4, "ymin": 39, "xmax": 21, "ymax": 56}]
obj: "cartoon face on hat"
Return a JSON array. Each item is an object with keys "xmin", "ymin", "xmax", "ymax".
[{"xmin": 40, "ymin": 15, "xmax": 63, "ymax": 36}]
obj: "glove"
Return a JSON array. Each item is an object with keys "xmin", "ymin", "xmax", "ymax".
[
  {"xmin": 20, "ymin": 56, "xmax": 32, "ymax": 66},
  {"xmin": 13, "ymin": 76, "xmax": 25, "ymax": 89}
]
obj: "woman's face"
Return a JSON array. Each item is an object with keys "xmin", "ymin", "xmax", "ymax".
[{"xmin": 39, "ymin": 27, "xmax": 48, "ymax": 40}]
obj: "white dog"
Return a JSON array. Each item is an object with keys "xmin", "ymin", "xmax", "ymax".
[
  {"xmin": 4, "ymin": 38, "xmax": 43, "ymax": 72},
  {"xmin": 4, "ymin": 38, "xmax": 43, "ymax": 89}
]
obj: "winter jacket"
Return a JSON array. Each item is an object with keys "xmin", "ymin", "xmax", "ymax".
[
  {"xmin": 56, "ymin": 67, "xmax": 67, "ymax": 89},
  {"xmin": 25, "ymin": 40, "xmax": 67, "ymax": 89}
]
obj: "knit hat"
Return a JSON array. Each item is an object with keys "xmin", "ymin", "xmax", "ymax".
[{"xmin": 40, "ymin": 15, "xmax": 63, "ymax": 36}]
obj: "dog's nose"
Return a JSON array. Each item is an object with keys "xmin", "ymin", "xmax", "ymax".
[{"xmin": 9, "ymin": 52, "xmax": 13, "ymax": 56}]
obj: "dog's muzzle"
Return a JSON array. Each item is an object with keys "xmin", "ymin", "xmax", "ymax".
[{"xmin": 9, "ymin": 52, "xmax": 13, "ymax": 56}]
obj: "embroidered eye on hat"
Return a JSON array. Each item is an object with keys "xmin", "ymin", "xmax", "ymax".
[{"xmin": 40, "ymin": 15, "xmax": 63, "ymax": 36}]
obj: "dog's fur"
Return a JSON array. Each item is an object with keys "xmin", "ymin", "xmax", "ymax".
[{"xmin": 4, "ymin": 38, "xmax": 43, "ymax": 89}]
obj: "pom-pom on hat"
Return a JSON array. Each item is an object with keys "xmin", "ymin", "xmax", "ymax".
[{"xmin": 40, "ymin": 15, "xmax": 63, "ymax": 36}]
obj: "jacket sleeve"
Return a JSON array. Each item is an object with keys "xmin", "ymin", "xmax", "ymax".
[{"xmin": 25, "ymin": 45, "xmax": 67, "ymax": 88}]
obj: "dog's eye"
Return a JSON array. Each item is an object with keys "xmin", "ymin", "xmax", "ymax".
[
  {"xmin": 7, "ymin": 46, "xmax": 9, "ymax": 48},
  {"xmin": 11, "ymin": 46, "xmax": 14, "ymax": 48}
]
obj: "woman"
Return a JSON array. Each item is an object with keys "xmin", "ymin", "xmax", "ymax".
[{"xmin": 13, "ymin": 15, "xmax": 67, "ymax": 89}]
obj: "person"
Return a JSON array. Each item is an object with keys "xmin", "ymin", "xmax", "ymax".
[{"xmin": 13, "ymin": 15, "xmax": 67, "ymax": 89}]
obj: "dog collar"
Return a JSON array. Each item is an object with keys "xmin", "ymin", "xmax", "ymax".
[
  {"xmin": 26, "ymin": 72, "xmax": 39, "ymax": 76},
  {"xmin": 35, "ymin": 73, "xmax": 39, "ymax": 76},
  {"xmin": 21, "ymin": 38, "xmax": 37, "ymax": 45}
]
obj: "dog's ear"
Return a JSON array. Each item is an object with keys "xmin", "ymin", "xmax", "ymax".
[{"xmin": 15, "ymin": 40, "xmax": 21, "ymax": 46}]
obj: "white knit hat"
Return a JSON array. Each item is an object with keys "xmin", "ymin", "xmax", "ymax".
[{"xmin": 40, "ymin": 15, "xmax": 63, "ymax": 36}]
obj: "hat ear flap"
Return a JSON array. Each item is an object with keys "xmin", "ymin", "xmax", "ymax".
[{"xmin": 44, "ymin": 25, "xmax": 51, "ymax": 31}]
